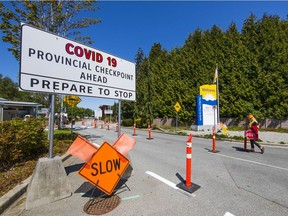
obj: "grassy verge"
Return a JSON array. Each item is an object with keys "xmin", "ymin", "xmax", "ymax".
[{"xmin": 227, "ymin": 126, "xmax": 288, "ymax": 133}]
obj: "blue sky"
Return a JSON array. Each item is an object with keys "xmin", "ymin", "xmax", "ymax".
[{"xmin": 1, "ymin": 1, "xmax": 288, "ymax": 110}]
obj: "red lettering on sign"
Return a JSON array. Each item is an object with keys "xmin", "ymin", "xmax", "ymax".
[{"xmin": 65, "ymin": 43, "xmax": 103, "ymax": 63}]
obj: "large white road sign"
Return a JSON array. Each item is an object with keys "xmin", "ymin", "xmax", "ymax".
[{"xmin": 19, "ymin": 24, "xmax": 135, "ymax": 101}]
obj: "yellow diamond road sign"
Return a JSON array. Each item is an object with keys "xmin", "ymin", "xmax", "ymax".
[
  {"xmin": 63, "ymin": 95, "xmax": 82, "ymax": 108},
  {"xmin": 174, "ymin": 102, "xmax": 181, "ymax": 112}
]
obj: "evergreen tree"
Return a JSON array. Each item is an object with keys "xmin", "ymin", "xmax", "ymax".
[
  {"xmin": 135, "ymin": 48, "xmax": 145, "ymax": 74},
  {"xmin": 220, "ymin": 22, "xmax": 254, "ymax": 118},
  {"xmin": 134, "ymin": 13, "xmax": 288, "ymax": 122},
  {"xmin": 256, "ymin": 14, "xmax": 288, "ymax": 119}
]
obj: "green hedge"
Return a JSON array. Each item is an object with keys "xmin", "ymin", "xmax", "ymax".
[
  {"xmin": 122, "ymin": 118, "xmax": 134, "ymax": 127},
  {"xmin": 50, "ymin": 129, "xmax": 78, "ymax": 140},
  {"xmin": 121, "ymin": 118, "xmax": 150, "ymax": 128},
  {"xmin": 135, "ymin": 118, "xmax": 148, "ymax": 128},
  {"xmin": 0, "ymin": 118, "xmax": 47, "ymax": 171}
]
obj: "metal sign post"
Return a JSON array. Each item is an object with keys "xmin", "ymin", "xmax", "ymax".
[
  {"xmin": 174, "ymin": 102, "xmax": 181, "ymax": 131},
  {"xmin": 48, "ymin": 94, "xmax": 55, "ymax": 159},
  {"xmin": 212, "ymin": 105, "xmax": 217, "ymax": 153},
  {"xmin": 118, "ymin": 100, "xmax": 121, "ymax": 137}
]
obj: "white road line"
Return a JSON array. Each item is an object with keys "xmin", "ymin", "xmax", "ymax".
[
  {"xmin": 224, "ymin": 212, "xmax": 235, "ymax": 216},
  {"xmin": 145, "ymin": 171, "xmax": 197, "ymax": 197},
  {"xmin": 121, "ymin": 195, "xmax": 141, "ymax": 201},
  {"xmin": 145, "ymin": 171, "xmax": 178, "ymax": 190},
  {"xmin": 92, "ymin": 142, "xmax": 100, "ymax": 148},
  {"xmin": 210, "ymin": 152, "xmax": 288, "ymax": 172}
]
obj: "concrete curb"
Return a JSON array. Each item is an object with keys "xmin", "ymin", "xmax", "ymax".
[{"xmin": 0, "ymin": 154, "xmax": 72, "ymax": 215}]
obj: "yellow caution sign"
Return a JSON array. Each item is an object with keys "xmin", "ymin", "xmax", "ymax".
[
  {"xmin": 63, "ymin": 95, "xmax": 82, "ymax": 108},
  {"xmin": 174, "ymin": 102, "xmax": 181, "ymax": 112}
]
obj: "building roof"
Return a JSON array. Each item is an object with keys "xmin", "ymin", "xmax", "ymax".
[{"xmin": 0, "ymin": 98, "xmax": 42, "ymax": 107}]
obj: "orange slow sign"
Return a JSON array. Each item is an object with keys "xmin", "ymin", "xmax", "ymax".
[{"xmin": 78, "ymin": 142, "xmax": 130, "ymax": 195}]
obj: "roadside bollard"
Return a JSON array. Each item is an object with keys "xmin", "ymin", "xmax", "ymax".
[
  {"xmin": 244, "ymin": 130, "xmax": 247, "ymax": 151},
  {"xmin": 133, "ymin": 122, "xmax": 137, "ymax": 136},
  {"xmin": 115, "ymin": 123, "xmax": 118, "ymax": 132},
  {"xmin": 94, "ymin": 120, "xmax": 97, "ymax": 128},
  {"xmin": 107, "ymin": 122, "xmax": 110, "ymax": 130},
  {"xmin": 212, "ymin": 132, "xmax": 216, "ymax": 153},
  {"xmin": 82, "ymin": 118, "xmax": 85, "ymax": 126},
  {"xmin": 147, "ymin": 123, "xmax": 153, "ymax": 139}
]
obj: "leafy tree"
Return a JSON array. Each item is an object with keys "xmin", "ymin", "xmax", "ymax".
[
  {"xmin": 0, "ymin": 74, "xmax": 32, "ymax": 101},
  {"xmin": 0, "ymin": 74, "xmax": 20, "ymax": 100},
  {"xmin": 0, "ymin": 0, "xmax": 101, "ymax": 61},
  {"xmin": 111, "ymin": 101, "xmax": 118, "ymax": 121},
  {"xmin": 0, "ymin": 0, "xmax": 101, "ymax": 110},
  {"xmin": 65, "ymin": 106, "xmax": 94, "ymax": 121}
]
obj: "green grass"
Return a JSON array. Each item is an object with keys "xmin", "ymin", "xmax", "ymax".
[
  {"xmin": 228, "ymin": 125, "xmax": 288, "ymax": 133},
  {"xmin": 44, "ymin": 128, "xmax": 73, "ymax": 136}
]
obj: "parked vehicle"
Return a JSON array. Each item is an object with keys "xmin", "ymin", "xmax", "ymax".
[{"xmin": 24, "ymin": 114, "xmax": 31, "ymax": 121}]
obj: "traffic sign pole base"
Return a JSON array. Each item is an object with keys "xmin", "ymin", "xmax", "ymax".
[{"xmin": 176, "ymin": 182, "xmax": 200, "ymax": 194}]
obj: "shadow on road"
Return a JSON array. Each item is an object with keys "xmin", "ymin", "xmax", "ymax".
[
  {"xmin": 232, "ymin": 146, "xmax": 261, "ymax": 154},
  {"xmin": 65, "ymin": 162, "xmax": 85, "ymax": 175}
]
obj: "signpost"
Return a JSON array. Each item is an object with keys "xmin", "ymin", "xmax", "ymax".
[
  {"xmin": 63, "ymin": 95, "xmax": 81, "ymax": 129},
  {"xmin": 20, "ymin": 24, "xmax": 135, "ymax": 101},
  {"xmin": 174, "ymin": 102, "xmax": 181, "ymax": 129},
  {"xmin": 174, "ymin": 102, "xmax": 181, "ymax": 112},
  {"xmin": 63, "ymin": 95, "xmax": 82, "ymax": 108},
  {"xmin": 78, "ymin": 142, "xmax": 130, "ymax": 195},
  {"xmin": 20, "ymin": 24, "xmax": 136, "ymax": 154},
  {"xmin": 212, "ymin": 105, "xmax": 217, "ymax": 152},
  {"xmin": 20, "ymin": 24, "xmax": 135, "ymax": 209}
]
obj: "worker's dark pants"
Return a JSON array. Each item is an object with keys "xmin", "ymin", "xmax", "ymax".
[{"xmin": 250, "ymin": 139, "xmax": 261, "ymax": 149}]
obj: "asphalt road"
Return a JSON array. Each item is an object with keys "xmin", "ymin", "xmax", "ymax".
[{"xmin": 3, "ymin": 125, "xmax": 288, "ymax": 216}]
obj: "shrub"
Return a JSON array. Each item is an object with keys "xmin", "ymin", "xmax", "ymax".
[
  {"xmin": 0, "ymin": 118, "xmax": 47, "ymax": 171},
  {"xmin": 177, "ymin": 131, "xmax": 187, "ymax": 136},
  {"xmin": 135, "ymin": 118, "xmax": 147, "ymax": 128},
  {"xmin": 151, "ymin": 124, "xmax": 158, "ymax": 130},
  {"xmin": 122, "ymin": 118, "xmax": 134, "ymax": 127},
  {"xmin": 52, "ymin": 129, "xmax": 78, "ymax": 140}
]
